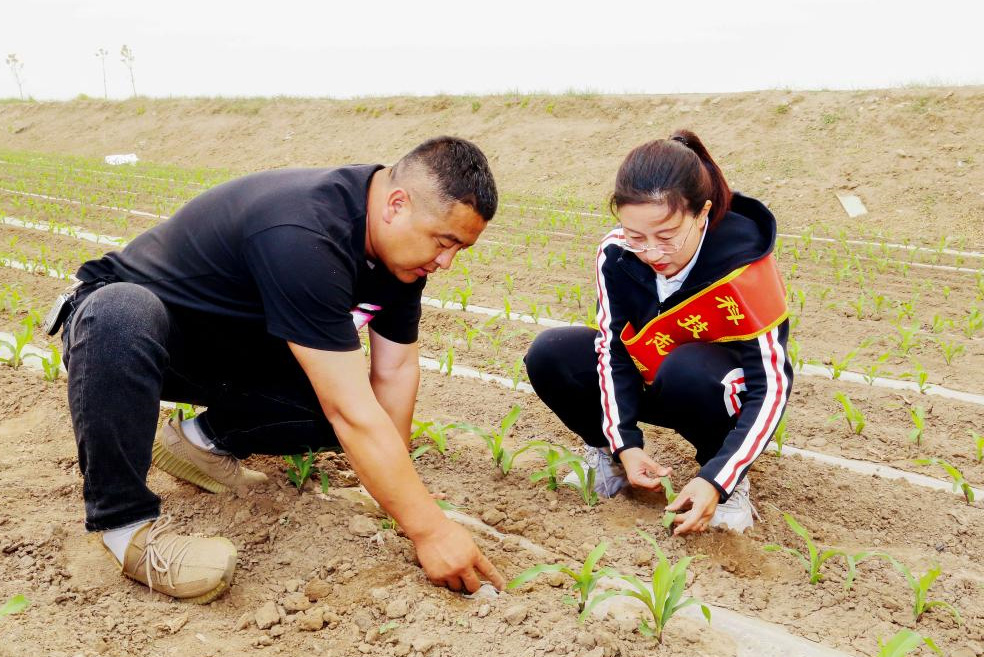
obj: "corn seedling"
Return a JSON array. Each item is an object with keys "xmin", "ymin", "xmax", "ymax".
[
  {"xmin": 169, "ymin": 402, "xmax": 198, "ymax": 423},
  {"xmin": 562, "ymin": 456, "xmax": 599, "ymax": 507},
  {"xmin": 284, "ymin": 449, "xmax": 322, "ymax": 493},
  {"xmin": 456, "ymin": 319, "xmax": 482, "ymax": 351},
  {"xmin": 456, "ymin": 405, "xmax": 534, "ymax": 475},
  {"xmin": 862, "ymin": 355, "xmax": 892, "ymax": 385},
  {"xmin": 454, "ymin": 280, "xmax": 473, "ymax": 311},
  {"xmin": 589, "ymin": 530, "xmax": 709, "ymax": 644},
  {"xmin": 0, "ymin": 594, "xmax": 29, "ymax": 617},
  {"xmin": 507, "ymin": 541, "xmax": 616, "ymax": 618},
  {"xmin": 772, "ymin": 411, "xmax": 789, "ymax": 457},
  {"xmin": 763, "ymin": 513, "xmax": 871, "ymax": 588},
  {"xmin": 880, "ymin": 556, "xmax": 962, "ymax": 624},
  {"xmin": 912, "ymin": 458, "xmax": 975, "ymax": 504},
  {"xmin": 970, "ymin": 430, "xmax": 983, "ymax": 462},
  {"xmin": 832, "ymin": 392, "xmax": 865, "ymax": 435},
  {"xmin": 660, "ymin": 476, "xmax": 677, "ymax": 533},
  {"xmin": 935, "ymin": 339, "xmax": 964, "ymax": 365},
  {"xmin": 509, "ymin": 357, "xmax": 526, "ymax": 390},
  {"xmin": 0, "ymin": 317, "xmax": 35, "ymax": 368},
  {"xmin": 894, "ymin": 322, "xmax": 921, "ymax": 356},
  {"xmin": 875, "ymin": 629, "xmax": 942, "ymax": 657},
  {"xmin": 26, "ymin": 344, "xmax": 61, "ymax": 381},
  {"xmin": 828, "ymin": 343, "xmax": 866, "ymax": 379},
  {"xmin": 787, "ymin": 337, "xmax": 801, "ymax": 371},
  {"xmin": 900, "ymin": 360, "xmax": 931, "ymax": 394},
  {"xmin": 530, "ymin": 443, "xmax": 582, "ymax": 491},
  {"xmin": 409, "ymin": 419, "xmax": 458, "ymax": 459},
  {"xmin": 962, "ymin": 307, "xmax": 983, "ymax": 338},
  {"xmin": 438, "ymin": 344, "xmax": 454, "ymax": 376},
  {"xmin": 907, "ymin": 406, "xmax": 926, "ymax": 446}
]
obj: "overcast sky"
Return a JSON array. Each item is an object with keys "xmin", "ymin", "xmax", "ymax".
[{"xmin": 2, "ymin": 0, "xmax": 981, "ymax": 100}]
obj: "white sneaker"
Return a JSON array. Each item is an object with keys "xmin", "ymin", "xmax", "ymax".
[
  {"xmin": 562, "ymin": 445, "xmax": 629, "ymax": 498},
  {"xmin": 710, "ymin": 477, "xmax": 759, "ymax": 533}
]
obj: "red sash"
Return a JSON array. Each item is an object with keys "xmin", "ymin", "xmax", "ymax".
[{"xmin": 620, "ymin": 255, "xmax": 788, "ymax": 384}]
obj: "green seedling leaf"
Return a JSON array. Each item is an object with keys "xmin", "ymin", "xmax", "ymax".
[
  {"xmin": 0, "ymin": 594, "xmax": 29, "ymax": 617},
  {"xmin": 876, "ymin": 629, "xmax": 943, "ymax": 657}
]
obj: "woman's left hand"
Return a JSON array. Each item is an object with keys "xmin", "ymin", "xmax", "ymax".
[{"xmin": 666, "ymin": 477, "xmax": 720, "ymax": 535}]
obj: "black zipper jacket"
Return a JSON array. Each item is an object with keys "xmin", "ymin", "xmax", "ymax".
[{"xmin": 594, "ymin": 192, "xmax": 793, "ymax": 499}]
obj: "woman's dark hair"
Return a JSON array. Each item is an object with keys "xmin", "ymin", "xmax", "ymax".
[{"xmin": 609, "ymin": 129, "xmax": 731, "ymax": 226}]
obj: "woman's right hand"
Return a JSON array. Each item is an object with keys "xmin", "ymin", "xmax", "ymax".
[{"xmin": 617, "ymin": 447, "xmax": 672, "ymax": 491}]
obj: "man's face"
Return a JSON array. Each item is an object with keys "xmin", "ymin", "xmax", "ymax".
[{"xmin": 377, "ymin": 186, "xmax": 487, "ymax": 284}]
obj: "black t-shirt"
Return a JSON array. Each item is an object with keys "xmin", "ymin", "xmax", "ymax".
[{"xmin": 77, "ymin": 165, "xmax": 425, "ymax": 351}]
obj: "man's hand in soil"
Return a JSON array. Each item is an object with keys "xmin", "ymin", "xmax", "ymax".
[
  {"xmin": 413, "ymin": 518, "xmax": 505, "ymax": 593},
  {"xmin": 666, "ymin": 477, "xmax": 719, "ymax": 535},
  {"xmin": 618, "ymin": 447, "xmax": 672, "ymax": 491},
  {"xmin": 290, "ymin": 343, "xmax": 505, "ymax": 594}
]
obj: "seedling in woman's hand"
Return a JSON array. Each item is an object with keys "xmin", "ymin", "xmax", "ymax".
[{"xmin": 660, "ymin": 476, "xmax": 677, "ymax": 534}]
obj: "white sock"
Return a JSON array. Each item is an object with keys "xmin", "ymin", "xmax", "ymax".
[
  {"xmin": 180, "ymin": 416, "xmax": 230, "ymax": 455},
  {"xmin": 102, "ymin": 518, "xmax": 153, "ymax": 564}
]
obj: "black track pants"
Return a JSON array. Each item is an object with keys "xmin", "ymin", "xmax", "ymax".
[{"xmin": 524, "ymin": 326, "xmax": 744, "ymax": 466}]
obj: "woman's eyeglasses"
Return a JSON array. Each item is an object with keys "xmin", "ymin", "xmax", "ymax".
[{"xmin": 617, "ymin": 217, "xmax": 699, "ymax": 255}]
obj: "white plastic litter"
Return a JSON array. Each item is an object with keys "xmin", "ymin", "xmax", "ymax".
[
  {"xmin": 835, "ymin": 193, "xmax": 867, "ymax": 218},
  {"xmin": 104, "ymin": 153, "xmax": 139, "ymax": 166}
]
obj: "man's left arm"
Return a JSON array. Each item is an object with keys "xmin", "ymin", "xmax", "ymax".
[{"xmin": 368, "ymin": 328, "xmax": 420, "ymax": 447}]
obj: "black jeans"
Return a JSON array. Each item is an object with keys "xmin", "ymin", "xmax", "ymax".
[
  {"xmin": 524, "ymin": 326, "xmax": 742, "ymax": 466},
  {"xmin": 63, "ymin": 282, "xmax": 340, "ymax": 531}
]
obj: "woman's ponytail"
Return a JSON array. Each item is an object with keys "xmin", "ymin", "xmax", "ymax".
[
  {"xmin": 611, "ymin": 130, "xmax": 732, "ymax": 227},
  {"xmin": 669, "ymin": 130, "xmax": 731, "ymax": 226}
]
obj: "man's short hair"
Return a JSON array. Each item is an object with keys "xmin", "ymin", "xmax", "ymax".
[{"xmin": 392, "ymin": 137, "xmax": 498, "ymax": 221}]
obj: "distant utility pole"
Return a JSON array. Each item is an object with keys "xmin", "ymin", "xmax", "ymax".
[
  {"xmin": 120, "ymin": 44, "xmax": 136, "ymax": 97},
  {"xmin": 95, "ymin": 48, "xmax": 108, "ymax": 99},
  {"xmin": 5, "ymin": 53, "xmax": 24, "ymax": 100}
]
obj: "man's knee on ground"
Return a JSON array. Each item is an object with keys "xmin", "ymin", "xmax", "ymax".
[{"xmin": 74, "ymin": 283, "xmax": 169, "ymax": 345}]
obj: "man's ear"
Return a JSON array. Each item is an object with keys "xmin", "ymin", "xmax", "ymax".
[{"xmin": 384, "ymin": 188, "xmax": 409, "ymax": 224}]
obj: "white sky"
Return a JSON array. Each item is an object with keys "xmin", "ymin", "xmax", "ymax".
[{"xmin": 2, "ymin": 0, "xmax": 982, "ymax": 100}]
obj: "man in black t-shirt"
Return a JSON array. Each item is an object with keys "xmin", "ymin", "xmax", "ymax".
[{"xmin": 61, "ymin": 137, "xmax": 505, "ymax": 602}]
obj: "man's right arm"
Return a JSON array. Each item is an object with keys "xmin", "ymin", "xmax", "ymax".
[{"xmin": 288, "ymin": 342, "xmax": 504, "ymax": 593}]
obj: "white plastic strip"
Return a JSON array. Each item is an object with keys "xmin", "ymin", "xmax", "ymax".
[
  {"xmin": 799, "ymin": 363, "xmax": 984, "ymax": 406},
  {"xmin": 418, "ymin": 355, "xmax": 534, "ymax": 393},
  {"xmin": 769, "ymin": 443, "xmax": 984, "ymax": 500},
  {"xmin": 421, "ymin": 296, "xmax": 572, "ymax": 328},
  {"xmin": 0, "ymin": 256, "xmax": 73, "ymax": 280},
  {"xmin": 0, "ymin": 159, "xmax": 208, "ymax": 187},
  {"xmin": 1, "ymin": 215, "xmax": 125, "ymax": 246},
  {"xmin": 0, "ymin": 188, "xmax": 168, "ymax": 220}
]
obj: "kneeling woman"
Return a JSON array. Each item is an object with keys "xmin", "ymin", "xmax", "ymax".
[{"xmin": 526, "ymin": 130, "xmax": 792, "ymax": 535}]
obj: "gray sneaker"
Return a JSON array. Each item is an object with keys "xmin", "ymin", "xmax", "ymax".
[
  {"xmin": 562, "ymin": 445, "xmax": 629, "ymax": 498},
  {"xmin": 710, "ymin": 477, "xmax": 759, "ymax": 532}
]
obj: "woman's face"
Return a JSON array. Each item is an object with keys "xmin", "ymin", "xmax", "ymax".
[{"xmin": 617, "ymin": 200, "xmax": 710, "ymax": 278}]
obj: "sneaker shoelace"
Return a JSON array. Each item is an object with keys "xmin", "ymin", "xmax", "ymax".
[{"xmin": 134, "ymin": 514, "xmax": 192, "ymax": 595}]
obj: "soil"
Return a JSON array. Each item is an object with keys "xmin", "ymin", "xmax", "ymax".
[{"xmin": 1, "ymin": 89, "xmax": 983, "ymax": 657}]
